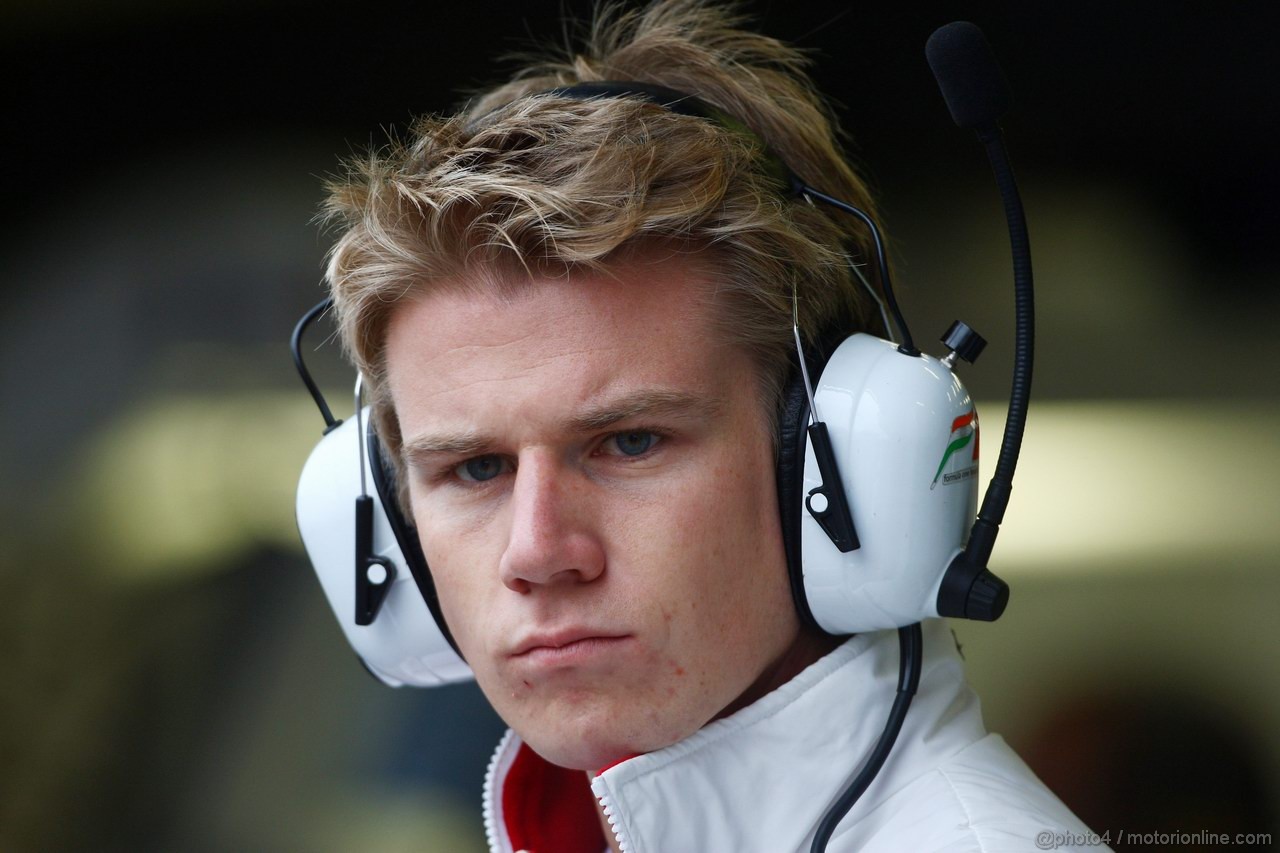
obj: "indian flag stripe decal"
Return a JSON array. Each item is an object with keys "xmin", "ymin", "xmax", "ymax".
[{"xmin": 932, "ymin": 408, "xmax": 978, "ymax": 486}]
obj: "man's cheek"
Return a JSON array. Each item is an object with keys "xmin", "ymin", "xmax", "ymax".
[{"xmin": 428, "ymin": 557, "xmax": 493, "ymax": 657}]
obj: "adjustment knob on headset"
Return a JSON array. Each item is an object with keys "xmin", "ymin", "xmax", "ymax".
[
  {"xmin": 938, "ymin": 548, "xmax": 1008, "ymax": 623},
  {"xmin": 964, "ymin": 568, "xmax": 1009, "ymax": 621},
  {"xmin": 940, "ymin": 320, "xmax": 987, "ymax": 366}
]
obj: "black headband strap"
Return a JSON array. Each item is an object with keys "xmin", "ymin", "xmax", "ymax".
[
  {"xmin": 542, "ymin": 81, "xmax": 718, "ymax": 118},
  {"xmin": 532, "ymin": 80, "xmax": 802, "ymax": 195}
]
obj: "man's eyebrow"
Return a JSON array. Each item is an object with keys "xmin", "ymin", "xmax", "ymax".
[
  {"xmin": 565, "ymin": 389, "xmax": 723, "ymax": 432},
  {"xmin": 402, "ymin": 431, "xmax": 493, "ymax": 466},
  {"xmin": 400, "ymin": 390, "xmax": 722, "ymax": 467}
]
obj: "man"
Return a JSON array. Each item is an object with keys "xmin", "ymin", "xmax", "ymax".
[{"xmin": 320, "ymin": 1, "xmax": 1098, "ymax": 849}]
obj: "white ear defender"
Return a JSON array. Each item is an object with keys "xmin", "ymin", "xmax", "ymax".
[
  {"xmin": 797, "ymin": 333, "xmax": 983, "ymax": 634},
  {"xmin": 293, "ymin": 22, "xmax": 1032, "ymax": 851},
  {"xmin": 293, "ymin": 368, "xmax": 472, "ymax": 686}
]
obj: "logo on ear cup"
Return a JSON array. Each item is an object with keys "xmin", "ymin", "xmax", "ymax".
[{"xmin": 931, "ymin": 409, "xmax": 979, "ymax": 489}]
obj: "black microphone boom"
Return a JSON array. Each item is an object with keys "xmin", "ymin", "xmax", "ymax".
[{"xmin": 925, "ymin": 21, "xmax": 1013, "ymax": 131}]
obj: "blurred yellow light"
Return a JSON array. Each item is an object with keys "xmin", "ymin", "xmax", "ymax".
[
  {"xmin": 73, "ymin": 393, "xmax": 1278, "ymax": 582},
  {"xmin": 74, "ymin": 392, "xmax": 331, "ymax": 580},
  {"xmin": 981, "ymin": 400, "xmax": 1280, "ymax": 574}
]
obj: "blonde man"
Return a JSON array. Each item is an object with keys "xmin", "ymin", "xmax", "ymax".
[{"xmin": 320, "ymin": 2, "xmax": 1096, "ymax": 850}]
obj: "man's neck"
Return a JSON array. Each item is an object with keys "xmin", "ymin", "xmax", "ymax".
[{"xmin": 716, "ymin": 624, "xmax": 846, "ymax": 720}]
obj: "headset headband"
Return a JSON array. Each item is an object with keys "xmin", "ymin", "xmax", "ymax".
[{"xmin": 493, "ymin": 81, "xmax": 804, "ymax": 196}]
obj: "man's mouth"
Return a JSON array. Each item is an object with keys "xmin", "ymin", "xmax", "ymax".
[{"xmin": 510, "ymin": 630, "xmax": 633, "ymax": 665}]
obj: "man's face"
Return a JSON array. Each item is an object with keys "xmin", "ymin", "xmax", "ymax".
[{"xmin": 384, "ymin": 250, "xmax": 802, "ymax": 771}]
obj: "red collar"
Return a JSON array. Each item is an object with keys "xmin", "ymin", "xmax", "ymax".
[{"xmin": 501, "ymin": 743, "xmax": 605, "ymax": 853}]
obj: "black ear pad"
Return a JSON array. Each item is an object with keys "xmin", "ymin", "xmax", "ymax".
[
  {"xmin": 366, "ymin": 424, "xmax": 466, "ymax": 660},
  {"xmin": 776, "ymin": 366, "xmax": 819, "ymax": 630},
  {"xmin": 775, "ymin": 326, "xmax": 848, "ymax": 634}
]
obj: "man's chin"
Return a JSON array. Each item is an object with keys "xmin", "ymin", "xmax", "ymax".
[
  {"xmin": 484, "ymin": 669, "xmax": 716, "ymax": 770},
  {"xmin": 524, "ymin": 737, "xmax": 626, "ymax": 773},
  {"xmin": 515, "ymin": 710, "xmax": 689, "ymax": 772}
]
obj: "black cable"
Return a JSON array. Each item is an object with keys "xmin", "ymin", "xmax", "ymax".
[
  {"xmin": 810, "ymin": 623, "xmax": 924, "ymax": 852},
  {"xmin": 290, "ymin": 297, "xmax": 342, "ymax": 432},
  {"xmin": 798, "ymin": 185, "xmax": 919, "ymax": 357}
]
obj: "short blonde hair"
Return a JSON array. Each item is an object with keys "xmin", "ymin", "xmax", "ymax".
[{"xmin": 323, "ymin": 0, "xmax": 885, "ymax": 483}]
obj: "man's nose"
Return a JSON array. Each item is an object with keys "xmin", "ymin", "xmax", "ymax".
[{"xmin": 498, "ymin": 452, "xmax": 605, "ymax": 593}]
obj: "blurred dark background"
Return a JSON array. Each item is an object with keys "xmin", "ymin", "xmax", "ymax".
[{"xmin": 4, "ymin": 1, "xmax": 1277, "ymax": 850}]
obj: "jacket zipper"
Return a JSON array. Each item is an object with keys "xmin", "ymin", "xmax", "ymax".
[
  {"xmin": 484, "ymin": 730, "xmax": 634, "ymax": 853},
  {"xmin": 483, "ymin": 730, "xmax": 517, "ymax": 852},
  {"xmin": 591, "ymin": 775, "xmax": 632, "ymax": 852}
]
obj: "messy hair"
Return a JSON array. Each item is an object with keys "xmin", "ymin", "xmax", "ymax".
[{"xmin": 322, "ymin": 0, "xmax": 885, "ymax": 492}]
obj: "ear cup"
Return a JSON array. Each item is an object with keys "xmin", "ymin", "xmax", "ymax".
[
  {"xmin": 366, "ymin": 424, "xmax": 466, "ymax": 661},
  {"xmin": 795, "ymin": 334, "xmax": 983, "ymax": 634},
  {"xmin": 295, "ymin": 412, "xmax": 471, "ymax": 686}
]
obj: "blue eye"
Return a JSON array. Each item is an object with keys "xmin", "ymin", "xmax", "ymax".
[
  {"xmin": 611, "ymin": 431, "xmax": 657, "ymax": 457},
  {"xmin": 456, "ymin": 455, "xmax": 509, "ymax": 482}
]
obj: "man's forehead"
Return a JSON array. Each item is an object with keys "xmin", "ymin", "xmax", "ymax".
[
  {"xmin": 384, "ymin": 249, "xmax": 758, "ymax": 448},
  {"xmin": 385, "ymin": 252, "xmax": 729, "ymax": 367}
]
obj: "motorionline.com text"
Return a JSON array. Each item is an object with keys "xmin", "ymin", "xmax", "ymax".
[{"xmin": 1036, "ymin": 829, "xmax": 1272, "ymax": 849}]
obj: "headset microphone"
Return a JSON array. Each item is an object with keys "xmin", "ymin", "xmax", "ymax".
[
  {"xmin": 926, "ymin": 22, "xmax": 1013, "ymax": 131},
  {"xmin": 927, "ymin": 20, "xmax": 1030, "ymax": 622}
]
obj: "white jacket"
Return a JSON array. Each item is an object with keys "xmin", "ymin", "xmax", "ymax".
[{"xmin": 482, "ymin": 619, "xmax": 1104, "ymax": 852}]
